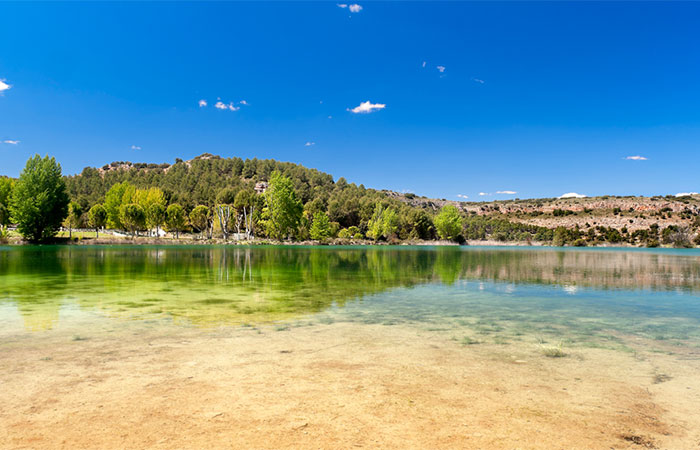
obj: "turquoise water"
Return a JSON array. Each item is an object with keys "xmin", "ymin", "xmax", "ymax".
[{"xmin": 1, "ymin": 245, "xmax": 700, "ymax": 352}]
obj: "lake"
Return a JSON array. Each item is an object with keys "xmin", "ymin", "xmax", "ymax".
[{"xmin": 2, "ymin": 245, "xmax": 700, "ymax": 448}]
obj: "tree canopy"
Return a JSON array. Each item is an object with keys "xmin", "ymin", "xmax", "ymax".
[
  {"xmin": 261, "ymin": 171, "xmax": 303, "ymax": 240},
  {"xmin": 10, "ymin": 155, "xmax": 70, "ymax": 242}
]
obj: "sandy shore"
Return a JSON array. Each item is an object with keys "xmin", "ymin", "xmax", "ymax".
[{"xmin": 2, "ymin": 321, "xmax": 700, "ymax": 449}]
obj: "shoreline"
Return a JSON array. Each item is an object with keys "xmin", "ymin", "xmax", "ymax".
[{"xmin": 0, "ymin": 235, "xmax": 689, "ymax": 250}]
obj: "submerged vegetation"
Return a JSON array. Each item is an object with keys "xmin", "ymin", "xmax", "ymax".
[
  {"xmin": 1, "ymin": 153, "xmax": 699, "ymax": 246},
  {"xmin": 3, "ymin": 246, "xmax": 700, "ymax": 355},
  {"xmin": 538, "ymin": 340, "xmax": 568, "ymax": 358}
]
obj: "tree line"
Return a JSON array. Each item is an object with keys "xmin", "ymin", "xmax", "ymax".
[{"xmin": 1, "ymin": 153, "xmax": 696, "ymax": 247}]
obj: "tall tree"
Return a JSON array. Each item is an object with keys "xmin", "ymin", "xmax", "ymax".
[
  {"xmin": 234, "ymin": 189, "xmax": 256, "ymax": 239},
  {"xmin": 366, "ymin": 204, "xmax": 398, "ymax": 241},
  {"xmin": 65, "ymin": 201, "xmax": 83, "ymax": 239},
  {"xmin": 166, "ymin": 204, "xmax": 187, "ymax": 239},
  {"xmin": 88, "ymin": 204, "xmax": 107, "ymax": 238},
  {"xmin": 104, "ymin": 182, "xmax": 132, "ymax": 229},
  {"xmin": 10, "ymin": 155, "xmax": 70, "ymax": 242},
  {"xmin": 261, "ymin": 171, "xmax": 302, "ymax": 240},
  {"xmin": 120, "ymin": 203, "xmax": 146, "ymax": 237},
  {"xmin": 189, "ymin": 205, "xmax": 210, "ymax": 239},
  {"xmin": 310, "ymin": 211, "xmax": 331, "ymax": 242},
  {"xmin": 215, "ymin": 188, "xmax": 237, "ymax": 240},
  {"xmin": 146, "ymin": 203, "xmax": 166, "ymax": 238},
  {"xmin": 434, "ymin": 205, "xmax": 463, "ymax": 241},
  {"xmin": 0, "ymin": 177, "xmax": 14, "ymax": 227}
]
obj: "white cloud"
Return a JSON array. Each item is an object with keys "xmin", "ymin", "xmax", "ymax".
[
  {"xmin": 239, "ymin": 100, "xmax": 248, "ymax": 105},
  {"xmin": 131, "ymin": 145, "xmax": 141, "ymax": 150},
  {"xmin": 496, "ymin": 190, "xmax": 517, "ymax": 195},
  {"xmin": 348, "ymin": 100, "xmax": 385, "ymax": 114},
  {"xmin": 559, "ymin": 192, "xmax": 587, "ymax": 199},
  {"xmin": 456, "ymin": 194, "xmax": 469, "ymax": 199},
  {"xmin": 422, "ymin": 61, "xmax": 426, "ymax": 68},
  {"xmin": 337, "ymin": 3, "xmax": 347, "ymax": 8},
  {"xmin": 472, "ymin": 78, "xmax": 485, "ymax": 84},
  {"xmin": 625, "ymin": 155, "xmax": 648, "ymax": 161},
  {"xmin": 215, "ymin": 101, "xmax": 239, "ymax": 111},
  {"xmin": 328, "ymin": 115, "xmax": 333, "ymax": 119},
  {"xmin": 198, "ymin": 99, "xmax": 207, "ymax": 107},
  {"xmin": 675, "ymin": 192, "xmax": 699, "ymax": 197},
  {"xmin": 436, "ymin": 65, "xmax": 446, "ymax": 73},
  {"xmin": 3, "ymin": 140, "xmax": 19, "ymax": 145},
  {"xmin": 0, "ymin": 79, "xmax": 10, "ymax": 92},
  {"xmin": 348, "ymin": 4, "xmax": 362, "ymax": 13},
  {"xmin": 305, "ymin": 142, "xmax": 315, "ymax": 147},
  {"xmin": 479, "ymin": 192, "xmax": 490, "ymax": 196}
]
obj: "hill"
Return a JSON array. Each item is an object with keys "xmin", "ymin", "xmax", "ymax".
[{"xmin": 35, "ymin": 154, "xmax": 700, "ymax": 247}]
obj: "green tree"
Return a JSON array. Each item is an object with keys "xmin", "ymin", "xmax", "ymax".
[
  {"xmin": 166, "ymin": 204, "xmax": 187, "ymax": 239},
  {"xmin": 407, "ymin": 209, "xmax": 434, "ymax": 240},
  {"xmin": 382, "ymin": 208, "xmax": 399, "ymax": 239},
  {"xmin": 0, "ymin": 177, "xmax": 14, "ymax": 227},
  {"xmin": 310, "ymin": 211, "xmax": 331, "ymax": 242},
  {"xmin": 552, "ymin": 226, "xmax": 568, "ymax": 246},
  {"xmin": 104, "ymin": 182, "xmax": 132, "ymax": 229},
  {"xmin": 367, "ymin": 204, "xmax": 386, "ymax": 240},
  {"xmin": 434, "ymin": 205, "xmax": 463, "ymax": 241},
  {"xmin": 262, "ymin": 171, "xmax": 302, "ymax": 240},
  {"xmin": 10, "ymin": 155, "xmax": 70, "ymax": 242},
  {"xmin": 64, "ymin": 201, "xmax": 83, "ymax": 239},
  {"xmin": 88, "ymin": 204, "xmax": 107, "ymax": 238},
  {"xmin": 366, "ymin": 204, "xmax": 399, "ymax": 240},
  {"xmin": 146, "ymin": 203, "xmax": 166, "ymax": 238},
  {"xmin": 120, "ymin": 203, "xmax": 146, "ymax": 237},
  {"xmin": 189, "ymin": 205, "xmax": 210, "ymax": 239}
]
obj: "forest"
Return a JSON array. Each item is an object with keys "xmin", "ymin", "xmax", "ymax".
[{"xmin": 0, "ymin": 153, "xmax": 697, "ymax": 247}]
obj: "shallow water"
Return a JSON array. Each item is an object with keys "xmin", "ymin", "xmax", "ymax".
[
  {"xmin": 3, "ymin": 245, "xmax": 700, "ymax": 448},
  {"xmin": 2, "ymin": 245, "xmax": 700, "ymax": 349}
]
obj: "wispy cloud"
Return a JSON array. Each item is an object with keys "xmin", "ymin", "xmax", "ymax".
[
  {"xmin": 131, "ymin": 145, "xmax": 141, "ymax": 150},
  {"xmin": 496, "ymin": 190, "xmax": 517, "ymax": 195},
  {"xmin": 478, "ymin": 192, "xmax": 490, "ymax": 196},
  {"xmin": 472, "ymin": 78, "xmax": 485, "ymax": 84},
  {"xmin": 3, "ymin": 139, "xmax": 19, "ymax": 145},
  {"xmin": 348, "ymin": 100, "xmax": 385, "ymax": 114},
  {"xmin": 0, "ymin": 79, "xmax": 10, "ymax": 93},
  {"xmin": 422, "ymin": 61, "xmax": 426, "ymax": 68},
  {"xmin": 559, "ymin": 192, "xmax": 587, "ymax": 199},
  {"xmin": 215, "ymin": 101, "xmax": 240, "ymax": 111},
  {"xmin": 625, "ymin": 155, "xmax": 648, "ymax": 161},
  {"xmin": 338, "ymin": 3, "xmax": 362, "ymax": 12},
  {"xmin": 305, "ymin": 141, "xmax": 315, "ymax": 147},
  {"xmin": 436, "ymin": 65, "xmax": 446, "ymax": 73},
  {"xmin": 676, "ymin": 192, "xmax": 699, "ymax": 197},
  {"xmin": 201, "ymin": 99, "xmax": 246, "ymax": 110},
  {"xmin": 456, "ymin": 194, "xmax": 469, "ymax": 199}
]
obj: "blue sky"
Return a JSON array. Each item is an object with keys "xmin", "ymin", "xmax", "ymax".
[{"xmin": 1, "ymin": 1, "xmax": 699, "ymax": 201}]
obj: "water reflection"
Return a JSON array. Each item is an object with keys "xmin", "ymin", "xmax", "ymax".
[{"xmin": 1, "ymin": 246, "xmax": 700, "ymax": 332}]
